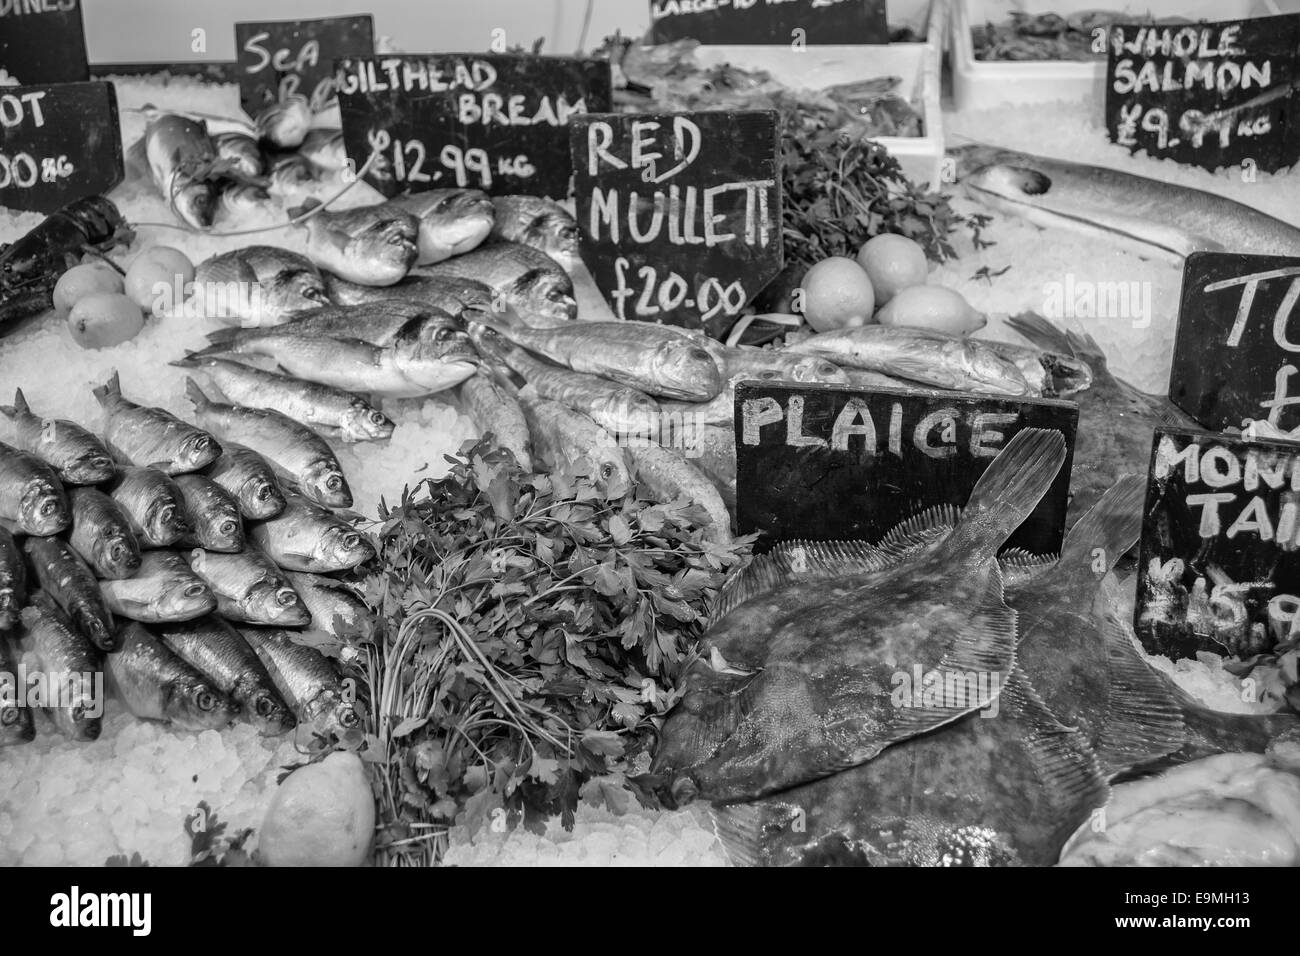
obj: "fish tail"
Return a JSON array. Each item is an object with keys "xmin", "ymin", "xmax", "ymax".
[
  {"xmin": 1058, "ymin": 474, "xmax": 1146, "ymax": 573},
  {"xmin": 188, "ymin": 328, "xmax": 243, "ymax": 360},
  {"xmin": 184, "ymin": 377, "xmax": 213, "ymax": 413},
  {"xmin": 1006, "ymin": 311, "xmax": 1074, "ymax": 355},
  {"xmin": 1173, "ymin": 689, "xmax": 1299, "ymax": 762},
  {"xmin": 0, "ymin": 387, "xmax": 26, "ymax": 419},
  {"xmin": 169, "ymin": 352, "xmax": 203, "ymax": 369},
  {"xmin": 941, "ymin": 427, "xmax": 1067, "ymax": 559},
  {"xmin": 91, "ymin": 371, "xmax": 122, "ymax": 408}
]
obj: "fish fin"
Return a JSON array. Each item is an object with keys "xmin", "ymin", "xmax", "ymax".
[
  {"xmin": 1005, "ymin": 312, "xmax": 1076, "ymax": 357},
  {"xmin": 1093, "ymin": 602, "xmax": 1187, "ymax": 778},
  {"xmin": 939, "ymin": 428, "xmax": 1066, "ymax": 561},
  {"xmin": 169, "ymin": 352, "xmax": 204, "ymax": 369},
  {"xmin": 91, "ymin": 371, "xmax": 122, "ymax": 408},
  {"xmin": 184, "ymin": 377, "xmax": 213, "ymax": 412},
  {"xmin": 705, "ymin": 539, "xmax": 893, "ymax": 628},
  {"xmin": 703, "ymin": 801, "xmax": 803, "ymax": 868},
  {"xmin": 1057, "ymin": 474, "xmax": 1145, "ymax": 574},
  {"xmin": 0, "ymin": 387, "xmax": 24, "ymax": 419},
  {"xmin": 998, "ymin": 547, "xmax": 1058, "ymax": 587},
  {"xmin": 876, "ymin": 504, "xmax": 962, "ymax": 560}
]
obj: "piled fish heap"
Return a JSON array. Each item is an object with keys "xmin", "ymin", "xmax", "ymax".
[{"xmin": 0, "ymin": 370, "xmax": 372, "ymax": 750}]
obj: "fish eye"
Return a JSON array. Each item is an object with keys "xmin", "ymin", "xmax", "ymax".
[
  {"xmin": 368, "ymin": 411, "xmax": 387, "ymax": 425},
  {"xmin": 276, "ymin": 588, "xmax": 298, "ymax": 607},
  {"xmin": 326, "ymin": 475, "xmax": 343, "ymax": 491},
  {"xmin": 255, "ymin": 696, "xmax": 276, "ymax": 718},
  {"xmin": 256, "ymin": 483, "xmax": 275, "ymax": 500},
  {"xmin": 109, "ymin": 541, "xmax": 128, "ymax": 561},
  {"xmin": 221, "ymin": 520, "xmax": 239, "ymax": 537},
  {"xmin": 184, "ymin": 583, "xmax": 207, "ymax": 598},
  {"xmin": 338, "ymin": 706, "xmax": 360, "ymax": 729},
  {"xmin": 1, "ymin": 707, "xmax": 19, "ymax": 727},
  {"xmin": 196, "ymin": 691, "xmax": 217, "ymax": 712},
  {"xmin": 688, "ymin": 348, "xmax": 710, "ymax": 361},
  {"xmin": 342, "ymin": 532, "xmax": 361, "ymax": 550},
  {"xmin": 70, "ymin": 704, "xmax": 86, "ymax": 723},
  {"xmin": 39, "ymin": 499, "xmax": 57, "ymax": 517},
  {"xmin": 600, "ymin": 464, "xmax": 615, "ymax": 480}
]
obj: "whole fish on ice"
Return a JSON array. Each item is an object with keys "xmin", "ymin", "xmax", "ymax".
[
  {"xmin": 489, "ymin": 195, "xmax": 581, "ymax": 262},
  {"xmin": 0, "ymin": 526, "xmax": 24, "ymax": 632},
  {"xmin": 24, "ymin": 535, "xmax": 116, "ymax": 651},
  {"xmin": 193, "ymin": 246, "xmax": 329, "ymax": 327},
  {"xmin": 420, "ymin": 241, "xmax": 576, "ymax": 327},
  {"xmin": 0, "ymin": 439, "xmax": 69, "ymax": 535},
  {"xmin": 322, "ymin": 272, "xmax": 495, "ymax": 317},
  {"xmin": 0, "ymin": 388, "xmax": 115, "ymax": 485},
  {"xmin": 93, "ymin": 372, "xmax": 222, "ymax": 475},
  {"xmin": 518, "ymin": 396, "xmax": 631, "ymax": 495},
  {"xmin": 108, "ymin": 621, "xmax": 238, "ymax": 731},
  {"xmin": 21, "ymin": 594, "xmax": 102, "ymax": 741},
  {"xmin": 187, "ymin": 545, "xmax": 311, "ymax": 627},
  {"xmin": 457, "ymin": 373, "xmax": 533, "ymax": 471},
  {"xmin": 290, "ymin": 198, "xmax": 418, "ymax": 286},
  {"xmin": 99, "ymin": 550, "xmax": 216, "ymax": 624},
  {"xmin": 202, "ymin": 442, "xmax": 285, "ymax": 521},
  {"xmin": 128, "ymin": 111, "xmax": 223, "ymax": 231},
  {"xmin": 247, "ymin": 489, "xmax": 374, "ymax": 573},
  {"xmin": 67, "ymin": 487, "xmax": 142, "ymax": 580},
  {"xmin": 174, "ymin": 473, "xmax": 245, "ymax": 553},
  {"xmin": 241, "ymin": 627, "xmax": 361, "ymax": 738},
  {"xmin": 385, "ymin": 188, "xmax": 496, "ymax": 264},
  {"xmin": 107, "ymin": 466, "xmax": 190, "ymax": 548}
]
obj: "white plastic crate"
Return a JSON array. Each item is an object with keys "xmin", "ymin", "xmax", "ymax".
[{"xmin": 952, "ymin": 0, "xmax": 1296, "ymax": 111}]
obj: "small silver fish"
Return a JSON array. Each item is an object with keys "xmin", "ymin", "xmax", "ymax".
[
  {"xmin": 0, "ymin": 388, "xmax": 115, "ymax": 484},
  {"xmin": 92, "ymin": 371, "xmax": 222, "ymax": 474},
  {"xmin": 67, "ymin": 486, "xmax": 142, "ymax": 580},
  {"xmin": 419, "ymin": 241, "xmax": 575, "ymax": 327},
  {"xmin": 202, "ymin": 442, "xmax": 286, "ymax": 521},
  {"xmin": 0, "ymin": 438, "xmax": 69, "ymax": 535},
  {"xmin": 247, "ymin": 489, "xmax": 374, "ymax": 573},
  {"xmin": 187, "ymin": 545, "xmax": 310, "ymax": 627},
  {"xmin": 21, "ymin": 594, "xmax": 101, "ymax": 741},
  {"xmin": 108, "ymin": 621, "xmax": 238, "ymax": 730},
  {"xmin": 240, "ymin": 626, "xmax": 361, "ymax": 739},
  {"xmin": 99, "ymin": 550, "xmax": 215, "ymax": 624},
  {"xmin": 175, "ymin": 473, "xmax": 244, "ymax": 553},
  {"xmin": 107, "ymin": 466, "xmax": 190, "ymax": 548},
  {"xmin": 24, "ymin": 535, "xmax": 116, "ymax": 651},
  {"xmin": 458, "ymin": 372, "xmax": 532, "ymax": 471}
]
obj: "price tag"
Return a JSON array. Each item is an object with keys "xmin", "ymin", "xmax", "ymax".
[
  {"xmin": 649, "ymin": 0, "xmax": 888, "ymax": 45},
  {"xmin": 336, "ymin": 54, "xmax": 611, "ymax": 199},
  {"xmin": 235, "ymin": 15, "xmax": 375, "ymax": 115},
  {"xmin": 734, "ymin": 382, "xmax": 1078, "ymax": 555},
  {"xmin": 0, "ymin": 81, "xmax": 122, "ymax": 214},
  {"xmin": 569, "ymin": 109, "xmax": 782, "ymax": 335},
  {"xmin": 0, "ymin": 0, "xmax": 88, "ymax": 86},
  {"xmin": 1105, "ymin": 15, "xmax": 1300, "ymax": 174}
]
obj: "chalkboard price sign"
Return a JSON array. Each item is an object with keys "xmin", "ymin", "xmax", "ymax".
[
  {"xmin": 569, "ymin": 110, "xmax": 782, "ymax": 335},
  {"xmin": 734, "ymin": 382, "xmax": 1078, "ymax": 555},
  {"xmin": 1105, "ymin": 15, "xmax": 1300, "ymax": 173},
  {"xmin": 0, "ymin": 0, "xmax": 89, "ymax": 86},
  {"xmin": 0, "ymin": 81, "xmax": 123, "ymax": 214},
  {"xmin": 235, "ymin": 15, "xmax": 375, "ymax": 115},
  {"xmin": 649, "ymin": 0, "xmax": 889, "ymax": 46},
  {"xmin": 336, "ymin": 54, "xmax": 611, "ymax": 200},
  {"xmin": 1135, "ymin": 427, "xmax": 1300, "ymax": 661},
  {"xmin": 1169, "ymin": 251, "xmax": 1300, "ymax": 437}
]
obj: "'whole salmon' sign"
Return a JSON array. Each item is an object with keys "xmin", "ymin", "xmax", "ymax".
[{"xmin": 569, "ymin": 110, "xmax": 783, "ymax": 336}]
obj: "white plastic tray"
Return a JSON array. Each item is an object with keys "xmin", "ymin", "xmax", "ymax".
[{"xmin": 952, "ymin": 0, "xmax": 1295, "ymax": 111}]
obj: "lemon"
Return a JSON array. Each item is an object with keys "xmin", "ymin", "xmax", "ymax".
[
  {"xmin": 124, "ymin": 246, "xmax": 196, "ymax": 313},
  {"xmin": 875, "ymin": 285, "xmax": 986, "ymax": 336},
  {"xmin": 67, "ymin": 293, "xmax": 146, "ymax": 349},
  {"xmin": 52, "ymin": 262, "xmax": 124, "ymax": 315},
  {"xmin": 857, "ymin": 233, "xmax": 929, "ymax": 307},
  {"xmin": 800, "ymin": 256, "xmax": 876, "ymax": 332}
]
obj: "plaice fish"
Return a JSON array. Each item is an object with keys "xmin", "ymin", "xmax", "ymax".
[
  {"xmin": 24, "ymin": 536, "xmax": 116, "ymax": 651},
  {"xmin": 20, "ymin": 593, "xmax": 102, "ymax": 741},
  {"xmin": 720, "ymin": 347, "xmax": 849, "ymax": 386},
  {"xmin": 0, "ymin": 438, "xmax": 69, "ymax": 535},
  {"xmin": 202, "ymin": 442, "xmax": 285, "ymax": 521},
  {"xmin": 67, "ymin": 487, "xmax": 142, "ymax": 580},
  {"xmin": 952, "ymin": 142, "xmax": 1300, "ymax": 261},
  {"xmin": 247, "ymin": 489, "xmax": 374, "ymax": 573},
  {"xmin": 470, "ymin": 315, "xmax": 723, "ymax": 402},
  {"xmin": 211, "ymin": 130, "xmax": 265, "ymax": 179},
  {"xmin": 0, "ymin": 388, "xmax": 115, "ymax": 485},
  {"xmin": 785, "ymin": 326, "xmax": 1032, "ymax": 396},
  {"xmin": 651, "ymin": 427, "xmax": 1068, "ymax": 803},
  {"xmin": 0, "ymin": 525, "xmax": 24, "ymax": 632},
  {"xmin": 99, "ymin": 550, "xmax": 215, "ymax": 623},
  {"xmin": 192, "ymin": 315, "xmax": 478, "ymax": 398},
  {"xmin": 273, "ymin": 298, "xmax": 458, "ymax": 346},
  {"xmin": 322, "ymin": 272, "xmax": 495, "ymax": 317},
  {"xmin": 627, "ymin": 442, "xmax": 732, "ymax": 544},
  {"xmin": 107, "ymin": 621, "xmax": 238, "ymax": 731},
  {"xmin": 184, "ymin": 380, "xmax": 352, "ymax": 509},
  {"xmin": 187, "ymin": 544, "xmax": 310, "ymax": 627},
  {"xmin": 92, "ymin": 372, "xmax": 222, "ymax": 475},
  {"xmin": 240, "ymin": 627, "xmax": 361, "ymax": 739},
  {"xmin": 107, "ymin": 466, "xmax": 190, "ymax": 548},
  {"xmin": 519, "ymin": 396, "xmax": 630, "ymax": 495},
  {"xmin": 386, "ymin": 188, "xmax": 496, "ymax": 264},
  {"xmin": 457, "ymin": 373, "xmax": 533, "ymax": 471},
  {"xmin": 130, "ymin": 111, "xmax": 221, "ymax": 231},
  {"xmin": 290, "ymin": 198, "xmax": 419, "ymax": 286},
  {"xmin": 172, "ymin": 355, "xmax": 394, "ymax": 444},
  {"xmin": 489, "ymin": 195, "xmax": 580, "ymax": 262},
  {"xmin": 1004, "ymin": 312, "xmax": 1196, "ymax": 521},
  {"xmin": 155, "ymin": 616, "xmax": 296, "ymax": 736},
  {"xmin": 284, "ymin": 571, "xmax": 376, "ymax": 647},
  {"xmin": 192, "ymin": 246, "xmax": 329, "ymax": 327},
  {"xmin": 174, "ymin": 473, "xmax": 245, "ymax": 553},
  {"xmin": 0, "ymin": 639, "xmax": 34, "ymax": 746},
  {"xmin": 419, "ymin": 241, "xmax": 576, "ymax": 327}
]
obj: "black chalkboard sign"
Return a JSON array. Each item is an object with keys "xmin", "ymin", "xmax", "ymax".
[
  {"xmin": 0, "ymin": 0, "xmax": 88, "ymax": 86},
  {"xmin": 649, "ymin": 0, "xmax": 888, "ymax": 45},
  {"xmin": 1170, "ymin": 251, "xmax": 1300, "ymax": 437},
  {"xmin": 1105, "ymin": 15, "xmax": 1300, "ymax": 174},
  {"xmin": 235, "ymin": 15, "xmax": 374, "ymax": 115},
  {"xmin": 569, "ymin": 110, "xmax": 782, "ymax": 336},
  {"xmin": 0, "ymin": 82, "xmax": 122, "ymax": 214},
  {"xmin": 1135, "ymin": 427, "xmax": 1300, "ymax": 660},
  {"xmin": 734, "ymin": 382, "xmax": 1078, "ymax": 555},
  {"xmin": 336, "ymin": 54, "xmax": 611, "ymax": 200}
]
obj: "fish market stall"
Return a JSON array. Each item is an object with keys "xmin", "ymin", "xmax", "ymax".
[{"xmin": 3, "ymin": 0, "xmax": 1300, "ymax": 874}]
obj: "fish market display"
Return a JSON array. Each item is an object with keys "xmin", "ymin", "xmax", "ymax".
[
  {"xmin": 99, "ymin": 550, "xmax": 216, "ymax": 624},
  {"xmin": 67, "ymin": 487, "xmax": 142, "ymax": 580},
  {"xmin": 0, "ymin": 440, "xmax": 70, "ymax": 536},
  {"xmin": 107, "ymin": 466, "xmax": 189, "ymax": 548},
  {"xmin": 24, "ymin": 536, "xmax": 116, "ymax": 652},
  {"xmin": 174, "ymin": 473, "xmax": 245, "ymax": 553},
  {"xmin": 21, "ymin": 594, "xmax": 102, "ymax": 741},
  {"xmin": 108, "ymin": 621, "xmax": 239, "ymax": 731},
  {"xmin": 0, "ymin": 390, "xmax": 114, "ymax": 485},
  {"xmin": 203, "ymin": 443, "xmax": 286, "ymax": 521},
  {"xmin": 192, "ymin": 246, "xmax": 329, "ymax": 327},
  {"xmin": 421, "ymin": 241, "xmax": 577, "ymax": 327},
  {"xmin": 489, "ymin": 195, "xmax": 581, "ymax": 262},
  {"xmin": 241, "ymin": 627, "xmax": 360, "ymax": 737},
  {"xmin": 248, "ymin": 489, "xmax": 374, "ymax": 573},
  {"xmin": 385, "ymin": 189, "xmax": 496, "ymax": 265},
  {"xmin": 290, "ymin": 199, "xmax": 419, "ymax": 286},
  {"xmin": 94, "ymin": 372, "xmax": 222, "ymax": 475},
  {"xmin": 187, "ymin": 545, "xmax": 310, "ymax": 627}
]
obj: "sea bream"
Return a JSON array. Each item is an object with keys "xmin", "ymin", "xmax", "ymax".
[
  {"xmin": 129, "ymin": 111, "xmax": 221, "ymax": 231},
  {"xmin": 471, "ymin": 316, "xmax": 723, "ymax": 402},
  {"xmin": 322, "ymin": 273, "xmax": 495, "ymax": 317},
  {"xmin": 457, "ymin": 373, "xmax": 533, "ymax": 471},
  {"xmin": 173, "ymin": 355, "xmax": 394, "ymax": 443},
  {"xmin": 155, "ymin": 617, "xmax": 296, "ymax": 736},
  {"xmin": 187, "ymin": 545, "xmax": 310, "ymax": 627},
  {"xmin": 489, "ymin": 195, "xmax": 581, "ymax": 262},
  {"xmin": 385, "ymin": 189, "xmax": 496, "ymax": 264},
  {"xmin": 108, "ymin": 621, "xmax": 238, "ymax": 731},
  {"xmin": 106, "ymin": 466, "xmax": 190, "ymax": 548},
  {"xmin": 21, "ymin": 594, "xmax": 102, "ymax": 741},
  {"xmin": 193, "ymin": 246, "xmax": 329, "ymax": 327},
  {"xmin": 0, "ymin": 526, "xmax": 26, "ymax": 632},
  {"xmin": 290, "ymin": 198, "xmax": 419, "ymax": 286},
  {"xmin": 273, "ymin": 298, "xmax": 458, "ymax": 346},
  {"xmin": 240, "ymin": 627, "xmax": 361, "ymax": 739},
  {"xmin": 67, "ymin": 487, "xmax": 142, "ymax": 580},
  {"xmin": 184, "ymin": 380, "xmax": 352, "ymax": 509},
  {"xmin": 652, "ymin": 428, "xmax": 1068, "ymax": 803},
  {"xmin": 247, "ymin": 489, "xmax": 374, "ymax": 573},
  {"xmin": 785, "ymin": 326, "xmax": 1032, "ymax": 396},
  {"xmin": 174, "ymin": 473, "xmax": 244, "ymax": 553},
  {"xmin": 24, "ymin": 536, "xmax": 116, "ymax": 651},
  {"xmin": 202, "ymin": 443, "xmax": 285, "ymax": 521},
  {"xmin": 0, "ymin": 389, "xmax": 115, "ymax": 485},
  {"xmin": 92, "ymin": 372, "xmax": 222, "ymax": 475},
  {"xmin": 420, "ymin": 241, "xmax": 577, "ymax": 327},
  {"xmin": 99, "ymin": 550, "xmax": 216, "ymax": 624},
  {"xmin": 0, "ymin": 439, "xmax": 70, "ymax": 535},
  {"xmin": 952, "ymin": 142, "xmax": 1300, "ymax": 261}
]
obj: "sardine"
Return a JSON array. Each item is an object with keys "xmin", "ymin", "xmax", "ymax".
[
  {"xmin": 626, "ymin": 442, "xmax": 732, "ymax": 544},
  {"xmin": 290, "ymin": 198, "xmax": 418, "ymax": 286},
  {"xmin": 0, "ymin": 526, "xmax": 24, "ymax": 632},
  {"xmin": 386, "ymin": 188, "xmax": 496, "ymax": 265},
  {"xmin": 187, "ymin": 544, "xmax": 310, "ymax": 627},
  {"xmin": 202, "ymin": 442, "xmax": 286, "ymax": 521},
  {"xmin": 0, "ymin": 639, "xmax": 34, "ymax": 746},
  {"xmin": 24, "ymin": 536, "xmax": 116, "ymax": 651},
  {"xmin": 174, "ymin": 354, "xmax": 394, "ymax": 443},
  {"xmin": 108, "ymin": 621, "xmax": 238, "ymax": 731},
  {"xmin": 457, "ymin": 373, "xmax": 533, "ymax": 471},
  {"xmin": 21, "ymin": 594, "xmax": 101, "ymax": 741},
  {"xmin": 175, "ymin": 473, "xmax": 244, "ymax": 553},
  {"xmin": 0, "ymin": 439, "xmax": 69, "ymax": 535},
  {"xmin": 240, "ymin": 626, "xmax": 361, "ymax": 738},
  {"xmin": 183, "ymin": 380, "xmax": 351, "ymax": 509},
  {"xmin": 489, "ymin": 195, "xmax": 580, "ymax": 262},
  {"xmin": 107, "ymin": 466, "xmax": 190, "ymax": 548},
  {"xmin": 0, "ymin": 388, "xmax": 115, "ymax": 484},
  {"xmin": 211, "ymin": 130, "xmax": 265, "ymax": 179},
  {"xmin": 92, "ymin": 371, "xmax": 222, "ymax": 474},
  {"xmin": 247, "ymin": 489, "xmax": 374, "ymax": 573},
  {"xmin": 519, "ymin": 396, "xmax": 629, "ymax": 494},
  {"xmin": 155, "ymin": 616, "xmax": 296, "ymax": 735},
  {"xmin": 67, "ymin": 487, "xmax": 142, "ymax": 580},
  {"xmin": 193, "ymin": 246, "xmax": 329, "ymax": 327},
  {"xmin": 284, "ymin": 571, "xmax": 376, "ymax": 646},
  {"xmin": 420, "ymin": 241, "xmax": 576, "ymax": 327},
  {"xmin": 99, "ymin": 550, "xmax": 215, "ymax": 623}
]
